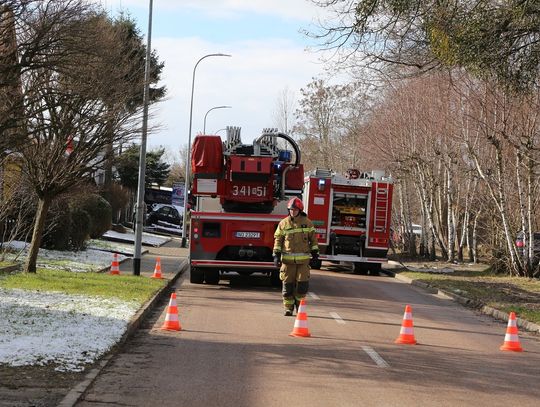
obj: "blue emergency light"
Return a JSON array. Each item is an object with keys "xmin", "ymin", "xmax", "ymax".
[{"xmin": 278, "ymin": 150, "xmax": 292, "ymax": 162}]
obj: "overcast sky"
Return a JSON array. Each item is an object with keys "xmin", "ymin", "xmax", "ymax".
[{"xmin": 97, "ymin": 0, "xmax": 329, "ymax": 162}]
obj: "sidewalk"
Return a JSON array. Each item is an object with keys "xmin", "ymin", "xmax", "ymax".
[{"xmin": 57, "ymin": 238, "xmax": 189, "ymax": 407}]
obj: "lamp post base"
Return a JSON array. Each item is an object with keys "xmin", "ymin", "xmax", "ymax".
[{"xmin": 133, "ymin": 257, "xmax": 141, "ymax": 276}]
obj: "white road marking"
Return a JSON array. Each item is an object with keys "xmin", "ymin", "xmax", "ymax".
[
  {"xmin": 330, "ymin": 312, "xmax": 346, "ymax": 324},
  {"xmin": 362, "ymin": 346, "xmax": 390, "ymax": 368},
  {"xmin": 308, "ymin": 292, "xmax": 320, "ymax": 300}
]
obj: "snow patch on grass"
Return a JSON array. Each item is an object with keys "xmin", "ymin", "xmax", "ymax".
[
  {"xmin": 2, "ymin": 241, "xmax": 126, "ymax": 272},
  {"xmin": 0, "ymin": 288, "xmax": 139, "ymax": 372}
]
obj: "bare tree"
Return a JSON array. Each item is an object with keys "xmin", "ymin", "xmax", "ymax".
[
  {"xmin": 166, "ymin": 144, "xmax": 189, "ymax": 186},
  {"xmin": 10, "ymin": 1, "xmax": 149, "ymax": 273},
  {"xmin": 0, "ymin": 3, "xmax": 25, "ymax": 154},
  {"xmin": 460, "ymin": 77, "xmax": 540, "ymax": 276},
  {"xmin": 295, "ymin": 78, "xmax": 356, "ymax": 170},
  {"xmin": 272, "ymin": 86, "xmax": 296, "ymax": 134}
]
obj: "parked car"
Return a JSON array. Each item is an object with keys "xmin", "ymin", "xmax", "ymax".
[{"xmin": 146, "ymin": 204, "xmax": 184, "ymax": 227}]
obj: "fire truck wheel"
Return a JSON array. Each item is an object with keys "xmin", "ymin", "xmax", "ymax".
[
  {"xmin": 204, "ymin": 268, "xmax": 220, "ymax": 285},
  {"xmin": 270, "ymin": 271, "xmax": 281, "ymax": 287},
  {"xmin": 309, "ymin": 258, "xmax": 322, "ymax": 270},
  {"xmin": 353, "ymin": 263, "xmax": 369, "ymax": 275},
  {"xmin": 190, "ymin": 267, "xmax": 204, "ymax": 284},
  {"xmin": 369, "ymin": 263, "xmax": 381, "ymax": 276}
]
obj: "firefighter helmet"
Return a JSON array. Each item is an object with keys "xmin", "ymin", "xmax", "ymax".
[{"xmin": 287, "ymin": 197, "xmax": 303, "ymax": 212}]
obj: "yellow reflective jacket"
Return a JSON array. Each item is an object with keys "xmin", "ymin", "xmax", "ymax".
[{"xmin": 273, "ymin": 213, "xmax": 319, "ymax": 264}]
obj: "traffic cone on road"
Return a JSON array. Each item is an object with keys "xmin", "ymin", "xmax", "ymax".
[
  {"xmin": 151, "ymin": 257, "xmax": 163, "ymax": 279},
  {"xmin": 500, "ymin": 312, "xmax": 523, "ymax": 352},
  {"xmin": 289, "ymin": 299, "xmax": 311, "ymax": 337},
  {"xmin": 109, "ymin": 253, "xmax": 120, "ymax": 275},
  {"xmin": 161, "ymin": 293, "xmax": 181, "ymax": 331},
  {"xmin": 395, "ymin": 304, "xmax": 417, "ymax": 344}
]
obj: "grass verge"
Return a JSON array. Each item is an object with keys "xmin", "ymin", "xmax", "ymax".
[
  {"xmin": 0, "ymin": 268, "xmax": 166, "ymax": 304},
  {"xmin": 399, "ymin": 263, "xmax": 540, "ymax": 326}
]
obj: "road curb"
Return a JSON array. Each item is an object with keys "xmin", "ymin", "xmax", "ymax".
[
  {"xmin": 57, "ymin": 259, "xmax": 188, "ymax": 407},
  {"xmin": 382, "ymin": 268, "xmax": 540, "ymax": 334}
]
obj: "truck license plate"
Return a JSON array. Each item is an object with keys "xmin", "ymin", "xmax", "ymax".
[{"xmin": 235, "ymin": 231, "xmax": 261, "ymax": 239}]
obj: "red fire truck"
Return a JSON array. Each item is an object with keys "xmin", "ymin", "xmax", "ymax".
[
  {"xmin": 188, "ymin": 127, "xmax": 304, "ymax": 285},
  {"xmin": 303, "ymin": 168, "xmax": 393, "ymax": 274}
]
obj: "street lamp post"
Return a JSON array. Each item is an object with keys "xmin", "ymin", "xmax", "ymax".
[
  {"xmin": 181, "ymin": 53, "xmax": 231, "ymax": 248},
  {"xmin": 203, "ymin": 105, "xmax": 231, "ymax": 134},
  {"xmin": 133, "ymin": 0, "xmax": 154, "ymax": 275}
]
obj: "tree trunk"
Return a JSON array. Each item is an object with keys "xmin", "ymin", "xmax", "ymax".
[
  {"xmin": 446, "ymin": 167, "xmax": 455, "ymax": 262},
  {"xmin": 397, "ymin": 182, "xmax": 407, "ymax": 254},
  {"xmin": 496, "ymin": 149, "xmax": 520, "ymax": 275},
  {"xmin": 414, "ymin": 181, "xmax": 426, "ymax": 257},
  {"xmin": 403, "ymin": 180, "xmax": 416, "ymax": 256},
  {"xmin": 415, "ymin": 163, "xmax": 437, "ymax": 259},
  {"xmin": 515, "ymin": 150, "xmax": 529, "ymax": 275},
  {"xmin": 23, "ymin": 196, "xmax": 51, "ymax": 273},
  {"xmin": 526, "ymin": 154, "xmax": 535, "ymax": 277},
  {"xmin": 471, "ymin": 212, "xmax": 479, "ymax": 263},
  {"xmin": 433, "ymin": 159, "xmax": 448, "ymax": 258},
  {"xmin": 458, "ymin": 178, "xmax": 472, "ymax": 262},
  {"xmin": 473, "ymin": 139, "xmax": 520, "ymax": 274},
  {"xmin": 102, "ymin": 120, "xmax": 115, "ymax": 204}
]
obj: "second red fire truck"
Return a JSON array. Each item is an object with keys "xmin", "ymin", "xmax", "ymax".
[{"xmin": 303, "ymin": 168, "xmax": 393, "ymax": 275}]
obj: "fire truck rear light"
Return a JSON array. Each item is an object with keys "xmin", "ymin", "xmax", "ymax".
[
  {"xmin": 193, "ymin": 227, "xmax": 199, "ymax": 233},
  {"xmin": 370, "ymin": 237, "xmax": 387, "ymax": 244},
  {"xmin": 193, "ymin": 233, "xmax": 199, "ymax": 239}
]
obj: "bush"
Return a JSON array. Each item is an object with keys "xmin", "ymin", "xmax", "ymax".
[
  {"xmin": 105, "ymin": 182, "xmax": 131, "ymax": 223},
  {"xmin": 75, "ymin": 194, "xmax": 112, "ymax": 238},
  {"xmin": 42, "ymin": 199, "xmax": 72, "ymax": 251},
  {"xmin": 70, "ymin": 207, "xmax": 91, "ymax": 250}
]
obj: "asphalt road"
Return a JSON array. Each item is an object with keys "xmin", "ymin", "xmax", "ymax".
[{"xmin": 76, "ymin": 266, "xmax": 540, "ymax": 407}]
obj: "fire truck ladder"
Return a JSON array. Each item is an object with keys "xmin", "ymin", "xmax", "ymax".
[
  {"xmin": 373, "ymin": 183, "xmax": 389, "ymax": 233},
  {"xmin": 314, "ymin": 168, "xmax": 332, "ymax": 178}
]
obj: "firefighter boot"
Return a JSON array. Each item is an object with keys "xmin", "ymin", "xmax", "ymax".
[{"xmin": 283, "ymin": 282, "xmax": 295, "ymax": 316}]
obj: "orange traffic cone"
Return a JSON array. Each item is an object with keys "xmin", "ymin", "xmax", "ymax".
[
  {"xmin": 289, "ymin": 299, "xmax": 311, "ymax": 337},
  {"xmin": 161, "ymin": 293, "xmax": 181, "ymax": 331},
  {"xmin": 395, "ymin": 304, "xmax": 417, "ymax": 344},
  {"xmin": 500, "ymin": 312, "xmax": 523, "ymax": 352},
  {"xmin": 151, "ymin": 257, "xmax": 163, "ymax": 279},
  {"xmin": 109, "ymin": 253, "xmax": 120, "ymax": 275}
]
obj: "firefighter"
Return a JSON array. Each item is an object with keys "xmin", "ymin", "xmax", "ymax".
[{"xmin": 273, "ymin": 197, "xmax": 319, "ymax": 316}]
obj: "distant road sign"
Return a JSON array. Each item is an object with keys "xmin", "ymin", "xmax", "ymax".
[{"xmin": 172, "ymin": 183, "xmax": 184, "ymax": 207}]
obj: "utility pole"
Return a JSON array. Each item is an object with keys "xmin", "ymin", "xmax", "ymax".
[{"xmin": 133, "ymin": 0, "xmax": 154, "ymax": 275}]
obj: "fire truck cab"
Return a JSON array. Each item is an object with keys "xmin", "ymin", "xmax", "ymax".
[
  {"xmin": 188, "ymin": 127, "xmax": 304, "ymax": 285},
  {"xmin": 304, "ymin": 168, "xmax": 393, "ymax": 274}
]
